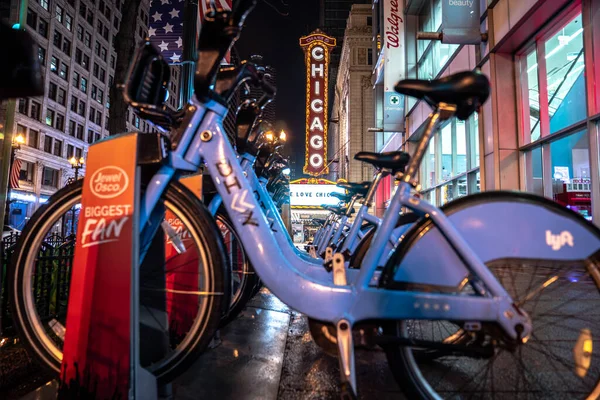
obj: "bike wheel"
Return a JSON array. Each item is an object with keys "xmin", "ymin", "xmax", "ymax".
[
  {"xmin": 216, "ymin": 208, "xmax": 258, "ymax": 326},
  {"xmin": 384, "ymin": 256, "xmax": 600, "ymax": 399},
  {"xmin": 9, "ymin": 179, "xmax": 228, "ymax": 384}
]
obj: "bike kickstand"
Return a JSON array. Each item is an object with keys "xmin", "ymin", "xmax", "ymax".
[{"xmin": 336, "ymin": 319, "xmax": 357, "ymax": 399}]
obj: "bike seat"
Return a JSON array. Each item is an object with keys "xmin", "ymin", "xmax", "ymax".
[
  {"xmin": 331, "ymin": 192, "xmax": 352, "ymax": 203},
  {"xmin": 394, "ymin": 71, "xmax": 490, "ymax": 120},
  {"xmin": 313, "ymin": 218, "xmax": 327, "ymax": 226},
  {"xmin": 354, "ymin": 151, "xmax": 410, "ymax": 173},
  {"xmin": 337, "ymin": 181, "xmax": 370, "ymax": 197},
  {"xmin": 322, "ymin": 205, "xmax": 344, "ymax": 215}
]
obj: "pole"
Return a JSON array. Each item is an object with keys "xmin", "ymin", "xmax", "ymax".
[
  {"xmin": 3, "ymin": 147, "xmax": 16, "ymax": 228},
  {"xmin": 181, "ymin": 0, "xmax": 199, "ymax": 105},
  {"xmin": 0, "ymin": 0, "xmax": 29, "ymax": 235}
]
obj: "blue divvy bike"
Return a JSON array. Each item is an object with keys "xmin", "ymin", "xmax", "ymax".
[{"xmin": 10, "ymin": 1, "xmax": 600, "ymax": 398}]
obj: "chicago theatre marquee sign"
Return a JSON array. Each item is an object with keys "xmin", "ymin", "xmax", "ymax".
[{"xmin": 300, "ymin": 30, "xmax": 336, "ymax": 176}]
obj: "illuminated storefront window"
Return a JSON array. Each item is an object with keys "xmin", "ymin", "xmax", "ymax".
[
  {"xmin": 419, "ymin": 113, "xmax": 480, "ymax": 206},
  {"xmin": 518, "ymin": 8, "xmax": 593, "ymax": 221},
  {"xmin": 416, "ymin": 0, "xmax": 459, "ymax": 81}
]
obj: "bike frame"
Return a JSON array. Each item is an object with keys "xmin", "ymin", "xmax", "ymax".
[{"xmin": 138, "ymin": 97, "xmax": 529, "ymax": 338}]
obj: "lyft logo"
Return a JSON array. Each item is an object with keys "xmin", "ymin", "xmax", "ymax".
[{"xmin": 546, "ymin": 230, "xmax": 574, "ymax": 251}]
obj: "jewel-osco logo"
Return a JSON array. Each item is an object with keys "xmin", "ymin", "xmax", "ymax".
[{"xmin": 89, "ymin": 166, "xmax": 129, "ymax": 199}]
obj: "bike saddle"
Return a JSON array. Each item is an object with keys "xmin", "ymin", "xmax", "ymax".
[
  {"xmin": 337, "ymin": 181, "xmax": 370, "ymax": 197},
  {"xmin": 354, "ymin": 151, "xmax": 410, "ymax": 174},
  {"xmin": 394, "ymin": 70, "xmax": 490, "ymax": 120},
  {"xmin": 322, "ymin": 205, "xmax": 344, "ymax": 215}
]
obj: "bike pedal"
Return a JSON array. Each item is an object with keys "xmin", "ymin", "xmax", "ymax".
[
  {"xmin": 464, "ymin": 321, "xmax": 482, "ymax": 331},
  {"xmin": 332, "ymin": 253, "xmax": 347, "ymax": 286}
]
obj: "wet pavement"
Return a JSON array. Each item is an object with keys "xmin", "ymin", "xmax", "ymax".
[{"xmin": 14, "ymin": 288, "xmax": 405, "ymax": 399}]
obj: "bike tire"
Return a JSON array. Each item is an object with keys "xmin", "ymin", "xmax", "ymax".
[
  {"xmin": 216, "ymin": 207, "xmax": 259, "ymax": 326},
  {"xmin": 9, "ymin": 179, "xmax": 228, "ymax": 384}
]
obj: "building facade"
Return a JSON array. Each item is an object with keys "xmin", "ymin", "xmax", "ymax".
[
  {"xmin": 331, "ymin": 4, "xmax": 375, "ymax": 183},
  {"xmin": 0, "ymin": 0, "xmax": 182, "ymax": 229},
  {"xmin": 368, "ymin": 0, "xmax": 599, "ymax": 224}
]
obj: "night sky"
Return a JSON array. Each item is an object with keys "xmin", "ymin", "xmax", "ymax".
[{"xmin": 236, "ymin": 0, "xmax": 321, "ymax": 174}]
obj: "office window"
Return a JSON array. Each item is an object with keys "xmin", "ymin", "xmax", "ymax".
[
  {"xmin": 76, "ymin": 148, "xmax": 83, "ymax": 158},
  {"xmin": 91, "ymin": 84, "xmax": 97, "ymax": 100},
  {"xmin": 77, "ymin": 24, "xmax": 84, "ymax": 41},
  {"xmin": 54, "ymin": 140, "xmax": 63, "ymax": 157},
  {"xmin": 42, "ymin": 167, "xmax": 59, "ymax": 188},
  {"xmin": 38, "ymin": 46, "xmax": 46, "ymax": 65},
  {"xmin": 38, "ymin": 18, "xmax": 48, "ymax": 38},
  {"xmin": 89, "ymin": 107, "xmax": 95, "ymax": 122},
  {"xmin": 48, "ymin": 82, "xmax": 57, "ymax": 101},
  {"xmin": 110, "ymin": 55, "xmax": 115, "ymax": 68},
  {"xmin": 68, "ymin": 0, "xmax": 75, "ymax": 6},
  {"xmin": 93, "ymin": 63, "xmax": 99, "ymax": 78},
  {"xmin": 69, "ymin": 120, "xmax": 76, "ymax": 136},
  {"xmin": 59, "ymin": 63, "xmax": 69, "ymax": 80},
  {"xmin": 19, "ymin": 161, "xmax": 35, "ymax": 183},
  {"xmin": 30, "ymin": 101, "xmax": 41, "ymax": 120},
  {"xmin": 57, "ymin": 88, "xmax": 66, "ymax": 106},
  {"xmin": 46, "ymin": 109, "xmax": 55, "ymax": 126},
  {"xmin": 95, "ymin": 41, "xmax": 100, "ymax": 56},
  {"xmin": 103, "ymin": 27, "xmax": 109, "ymax": 41},
  {"xmin": 99, "ymin": 0, "xmax": 105, "ymax": 13},
  {"xmin": 53, "ymin": 30, "xmax": 62, "ymax": 47},
  {"xmin": 18, "ymin": 98, "xmax": 28, "ymax": 114},
  {"xmin": 99, "ymin": 68, "xmax": 106, "ymax": 82},
  {"xmin": 17, "ymin": 124, "xmax": 27, "ymax": 142},
  {"xmin": 81, "ymin": 77, "xmax": 88, "ymax": 93},
  {"xmin": 65, "ymin": 13, "xmax": 73, "ymax": 31},
  {"xmin": 79, "ymin": 3, "xmax": 86, "ymax": 18},
  {"xmin": 87, "ymin": 129, "xmax": 95, "ymax": 143},
  {"xmin": 105, "ymin": 8, "xmax": 111, "ymax": 21},
  {"xmin": 87, "ymin": 11, "xmax": 94, "ymax": 26},
  {"xmin": 70, "ymin": 95, "xmax": 78, "ymax": 112},
  {"xmin": 27, "ymin": 9, "xmax": 37, "ymax": 29},
  {"xmin": 39, "ymin": 0, "xmax": 49, "ymax": 11},
  {"xmin": 97, "ymin": 20, "xmax": 103, "ymax": 35},
  {"xmin": 76, "ymin": 124, "xmax": 84, "ymax": 140},
  {"xmin": 75, "ymin": 47, "xmax": 82, "ymax": 64},
  {"xmin": 67, "ymin": 144, "xmax": 75, "ymax": 158},
  {"xmin": 113, "ymin": 16, "xmax": 119, "ymax": 29},
  {"xmin": 62, "ymin": 38, "xmax": 71, "ymax": 55},
  {"xmin": 78, "ymin": 99, "xmax": 85, "ymax": 116},
  {"xmin": 82, "ymin": 54, "xmax": 90, "ymax": 70},
  {"xmin": 28, "ymin": 129, "xmax": 39, "ymax": 148},
  {"xmin": 95, "ymin": 110, "xmax": 102, "ymax": 126},
  {"xmin": 72, "ymin": 71, "xmax": 80, "ymax": 87},
  {"xmin": 95, "ymin": 132, "xmax": 101, "ymax": 142},
  {"xmin": 100, "ymin": 47, "xmax": 107, "ymax": 62},
  {"xmin": 50, "ymin": 56, "xmax": 58, "ymax": 74},
  {"xmin": 44, "ymin": 136, "xmax": 53, "ymax": 153},
  {"xmin": 56, "ymin": 113, "xmax": 65, "ymax": 131},
  {"xmin": 97, "ymin": 88, "xmax": 104, "ymax": 104},
  {"xmin": 84, "ymin": 32, "xmax": 91, "ymax": 48},
  {"xmin": 56, "ymin": 5, "xmax": 64, "ymax": 23}
]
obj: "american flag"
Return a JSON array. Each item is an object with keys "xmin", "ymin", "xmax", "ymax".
[
  {"xmin": 149, "ymin": 0, "xmax": 232, "ymax": 65},
  {"xmin": 10, "ymin": 158, "xmax": 22, "ymax": 189}
]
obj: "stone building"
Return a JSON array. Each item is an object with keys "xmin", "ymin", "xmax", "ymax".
[
  {"xmin": 330, "ymin": 4, "xmax": 375, "ymax": 183},
  {"xmin": 0, "ymin": 0, "xmax": 181, "ymax": 229}
]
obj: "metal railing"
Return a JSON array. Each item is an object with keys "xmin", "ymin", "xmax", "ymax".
[{"xmin": 1, "ymin": 232, "xmax": 75, "ymax": 336}]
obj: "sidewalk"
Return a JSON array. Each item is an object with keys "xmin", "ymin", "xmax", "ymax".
[{"xmin": 16, "ymin": 289, "xmax": 404, "ymax": 399}]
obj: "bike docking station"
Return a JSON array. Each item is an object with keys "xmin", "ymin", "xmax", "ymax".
[{"xmin": 58, "ymin": 132, "xmax": 174, "ymax": 400}]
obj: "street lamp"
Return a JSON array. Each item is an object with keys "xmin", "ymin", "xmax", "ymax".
[
  {"xmin": 69, "ymin": 156, "xmax": 85, "ymax": 180},
  {"xmin": 279, "ymin": 130, "xmax": 287, "ymax": 142},
  {"xmin": 66, "ymin": 156, "xmax": 85, "ymax": 236},
  {"xmin": 4, "ymin": 133, "xmax": 25, "ymax": 227}
]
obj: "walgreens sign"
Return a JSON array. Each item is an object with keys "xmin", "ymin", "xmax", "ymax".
[{"xmin": 300, "ymin": 31, "xmax": 336, "ymax": 176}]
